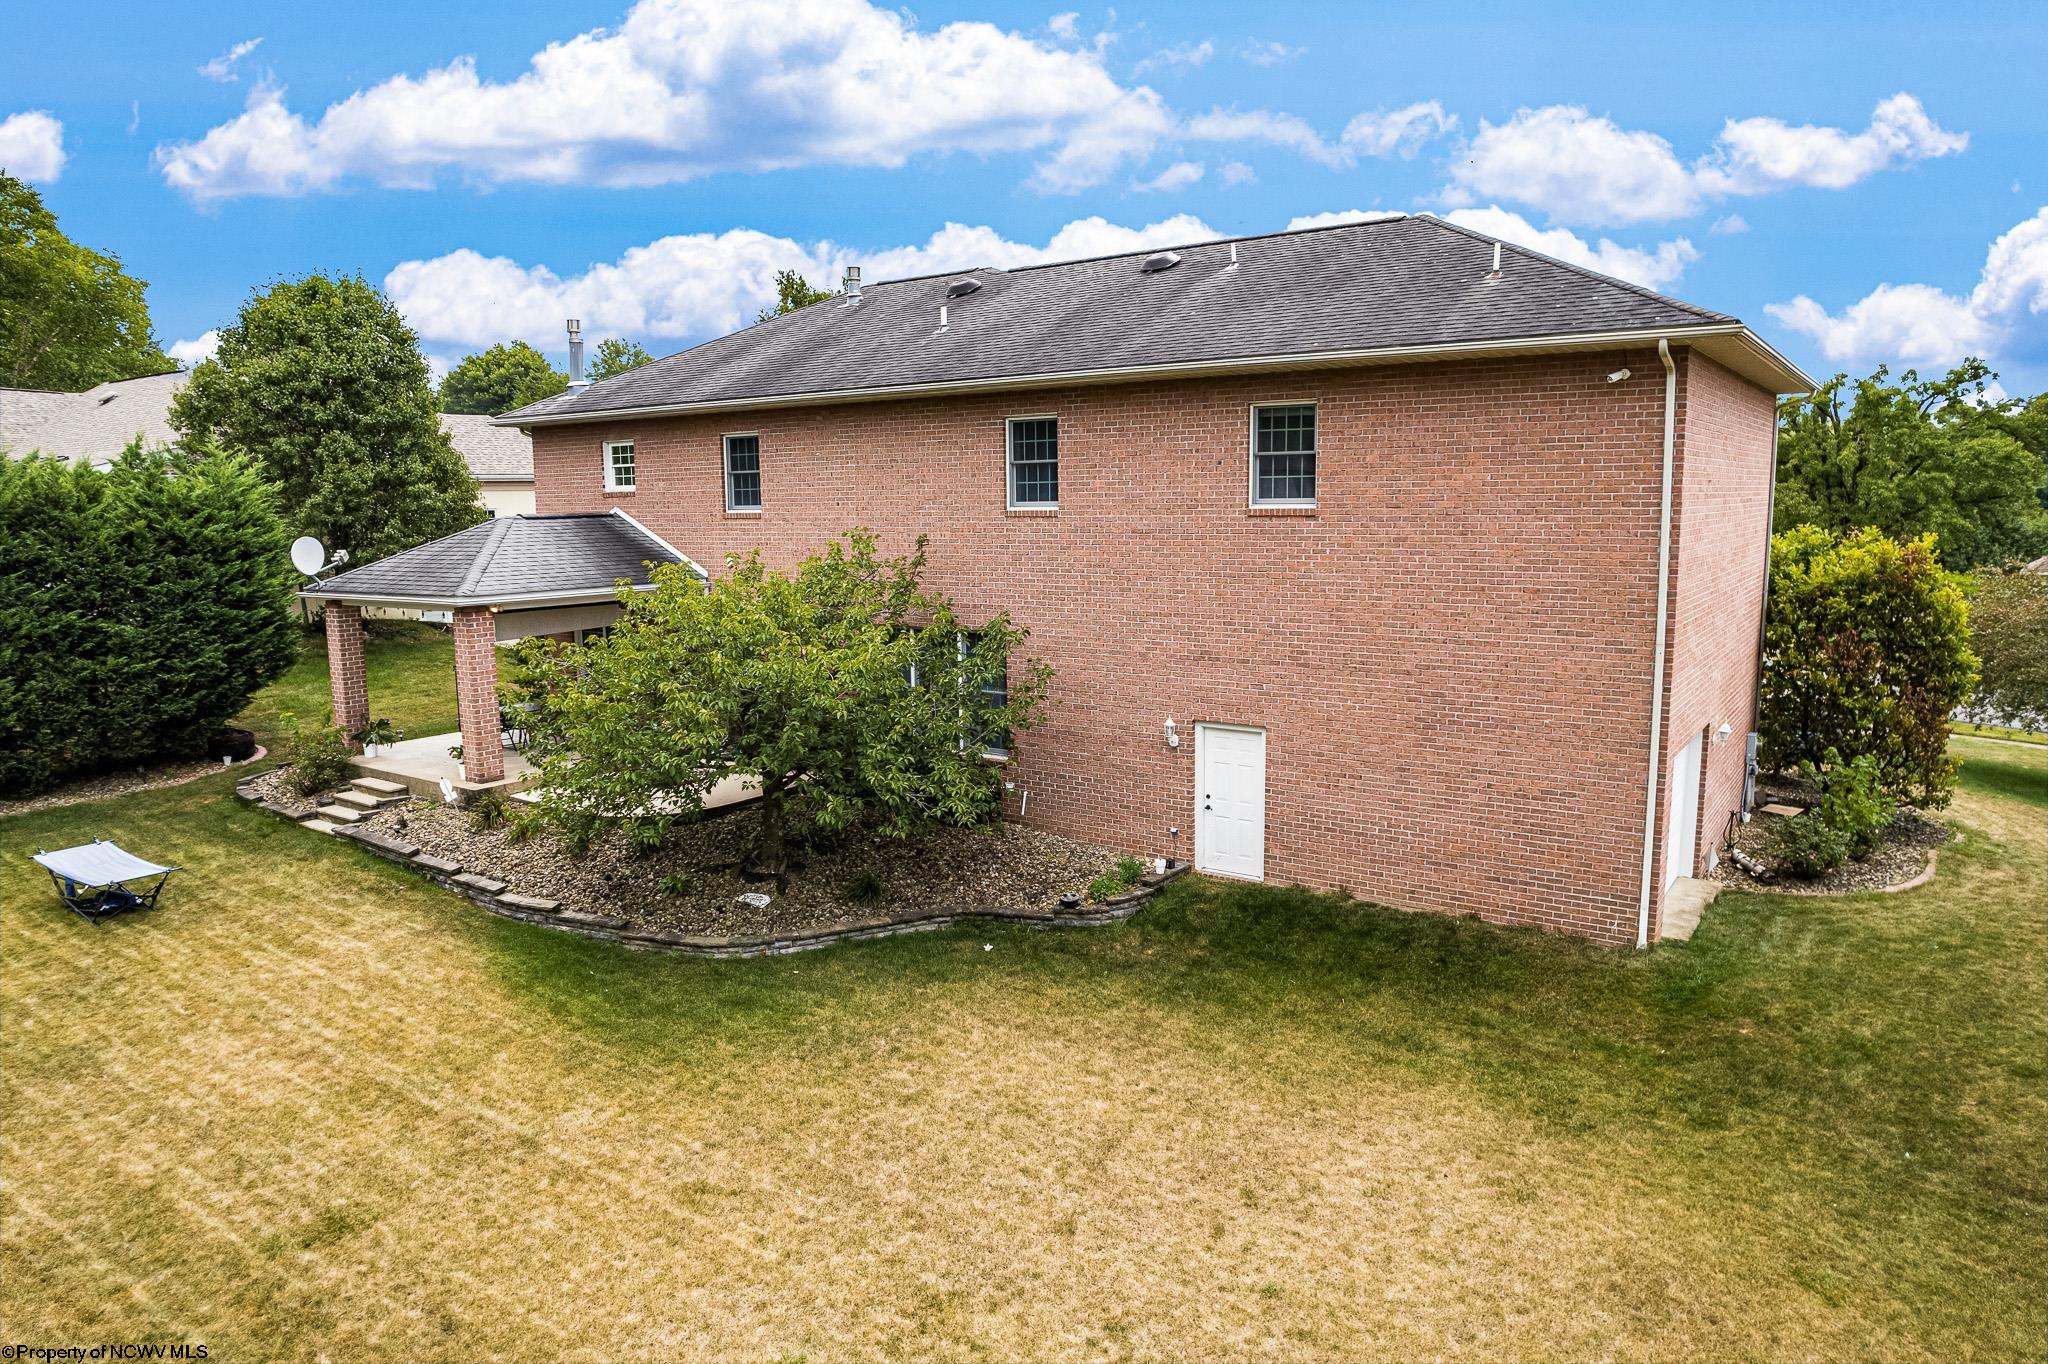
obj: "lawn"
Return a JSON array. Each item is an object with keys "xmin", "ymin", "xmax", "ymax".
[
  {"xmin": 1, "ymin": 731, "xmax": 2042, "ymax": 1360},
  {"xmin": 235, "ymin": 620, "xmax": 456, "ymax": 748}
]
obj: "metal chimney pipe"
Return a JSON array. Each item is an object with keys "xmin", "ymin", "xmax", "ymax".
[
  {"xmin": 566, "ymin": 318, "xmax": 587, "ymax": 388},
  {"xmin": 842, "ymin": 265, "xmax": 862, "ymax": 303}
]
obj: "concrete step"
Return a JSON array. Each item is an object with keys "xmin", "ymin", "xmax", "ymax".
[
  {"xmin": 334, "ymin": 788, "xmax": 405, "ymax": 809},
  {"xmin": 313, "ymin": 803, "xmax": 366, "ymax": 824},
  {"xmin": 301, "ymin": 818, "xmax": 342, "ymax": 835},
  {"xmin": 350, "ymin": 777, "xmax": 408, "ymax": 796}
]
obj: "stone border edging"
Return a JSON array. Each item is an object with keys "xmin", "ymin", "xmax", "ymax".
[{"xmin": 237, "ymin": 775, "xmax": 1180, "ymax": 957}]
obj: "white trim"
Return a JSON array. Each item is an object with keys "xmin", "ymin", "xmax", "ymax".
[
  {"xmin": 602, "ymin": 438, "xmax": 636, "ymax": 492},
  {"xmin": 299, "ymin": 583, "xmax": 661, "ymax": 612},
  {"xmin": 1248, "ymin": 399, "xmax": 1319, "ymax": 508},
  {"xmin": 723, "ymin": 430, "xmax": 762, "ymax": 512},
  {"xmin": 608, "ymin": 508, "xmax": 709, "ymax": 581},
  {"xmin": 497, "ymin": 324, "xmax": 1814, "ymax": 429},
  {"xmin": 1636, "ymin": 338, "xmax": 1679, "ymax": 949},
  {"xmin": 1004, "ymin": 413, "xmax": 1060, "ymax": 511}
]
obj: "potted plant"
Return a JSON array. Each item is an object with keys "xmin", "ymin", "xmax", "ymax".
[
  {"xmin": 447, "ymin": 743, "xmax": 465, "ymax": 782},
  {"xmin": 355, "ymin": 718, "xmax": 401, "ymax": 757}
]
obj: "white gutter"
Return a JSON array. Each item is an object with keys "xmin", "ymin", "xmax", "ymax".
[
  {"xmin": 500, "ymin": 323, "xmax": 1812, "ymax": 428},
  {"xmin": 296, "ymin": 583, "xmax": 660, "ymax": 612},
  {"xmin": 1636, "ymin": 338, "xmax": 1679, "ymax": 949}
]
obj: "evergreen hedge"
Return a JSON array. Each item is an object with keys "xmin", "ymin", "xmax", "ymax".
[{"xmin": 0, "ymin": 444, "xmax": 299, "ymax": 795}]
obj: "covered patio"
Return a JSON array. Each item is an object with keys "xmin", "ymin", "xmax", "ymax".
[{"xmin": 300, "ymin": 510, "xmax": 701, "ymax": 798}]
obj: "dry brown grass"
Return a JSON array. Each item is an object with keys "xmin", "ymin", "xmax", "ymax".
[{"xmin": 3, "ymin": 746, "xmax": 2042, "ymax": 1361}]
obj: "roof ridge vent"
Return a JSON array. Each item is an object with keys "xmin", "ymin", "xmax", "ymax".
[{"xmin": 1139, "ymin": 250, "xmax": 1182, "ymax": 274}]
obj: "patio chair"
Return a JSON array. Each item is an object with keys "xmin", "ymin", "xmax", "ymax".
[
  {"xmin": 31, "ymin": 840, "xmax": 179, "ymax": 924},
  {"xmin": 500, "ymin": 702, "xmax": 531, "ymax": 752}
]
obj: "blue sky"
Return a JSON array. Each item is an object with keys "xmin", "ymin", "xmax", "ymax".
[{"xmin": 6, "ymin": 0, "xmax": 2045, "ymax": 393}]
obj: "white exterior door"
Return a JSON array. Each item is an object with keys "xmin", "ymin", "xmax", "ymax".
[
  {"xmin": 1197, "ymin": 725, "xmax": 1266, "ymax": 881},
  {"xmin": 1664, "ymin": 731, "xmax": 1703, "ymax": 888}
]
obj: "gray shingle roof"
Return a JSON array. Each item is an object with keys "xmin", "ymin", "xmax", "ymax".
[
  {"xmin": 304, "ymin": 511, "xmax": 693, "ymax": 605},
  {"xmin": 439, "ymin": 413, "xmax": 533, "ymax": 480},
  {"xmin": 0, "ymin": 372, "xmax": 186, "ymax": 465},
  {"xmin": 501, "ymin": 214, "xmax": 1751, "ymax": 425}
]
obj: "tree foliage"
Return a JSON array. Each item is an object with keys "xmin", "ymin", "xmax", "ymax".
[
  {"xmin": 1759, "ymin": 525, "xmax": 1976, "ymax": 807},
  {"xmin": 513, "ymin": 531, "xmax": 1049, "ymax": 878},
  {"xmin": 439, "ymin": 340, "xmax": 567, "ymax": 415},
  {"xmin": 0, "ymin": 444, "xmax": 300, "ymax": 795},
  {"xmin": 170, "ymin": 273, "xmax": 484, "ymax": 563},
  {"xmin": 756, "ymin": 269, "xmax": 835, "ymax": 322},
  {"xmin": 0, "ymin": 173, "xmax": 170, "ymax": 389},
  {"xmin": 1774, "ymin": 360, "xmax": 2048, "ymax": 571},
  {"xmin": 585, "ymin": 337, "xmax": 653, "ymax": 383},
  {"xmin": 1967, "ymin": 567, "xmax": 2048, "ymax": 731}
]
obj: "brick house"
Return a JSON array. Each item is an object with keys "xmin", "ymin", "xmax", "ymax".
[{"xmin": 311, "ymin": 216, "xmax": 1809, "ymax": 946}]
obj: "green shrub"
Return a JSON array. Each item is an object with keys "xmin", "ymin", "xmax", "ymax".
[
  {"xmin": 1116, "ymin": 855, "xmax": 1146, "ymax": 884},
  {"xmin": 1968, "ymin": 566, "xmax": 2048, "ymax": 732},
  {"xmin": 1760, "ymin": 525, "xmax": 1976, "ymax": 807},
  {"xmin": 279, "ymin": 712, "xmax": 353, "ymax": 796},
  {"xmin": 0, "ymin": 446, "xmax": 298, "ymax": 795},
  {"xmin": 842, "ymin": 870, "xmax": 884, "ymax": 906},
  {"xmin": 1802, "ymin": 749, "xmax": 1897, "ymax": 859},
  {"xmin": 623, "ymin": 818, "xmax": 668, "ymax": 859},
  {"xmin": 1086, "ymin": 856, "xmax": 1148, "ymax": 904},
  {"xmin": 466, "ymin": 790, "xmax": 509, "ymax": 833},
  {"xmin": 504, "ymin": 811, "xmax": 543, "ymax": 846},
  {"xmin": 657, "ymin": 871, "xmax": 694, "ymax": 898},
  {"xmin": 1768, "ymin": 815, "xmax": 1850, "ymax": 879}
]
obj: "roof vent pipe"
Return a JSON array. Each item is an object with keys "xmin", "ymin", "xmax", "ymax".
[
  {"xmin": 1488, "ymin": 242, "xmax": 1502, "ymax": 282},
  {"xmin": 937, "ymin": 304, "xmax": 949, "ymax": 332},
  {"xmin": 566, "ymin": 319, "xmax": 587, "ymax": 388},
  {"xmin": 842, "ymin": 265, "xmax": 862, "ymax": 303},
  {"xmin": 1228, "ymin": 242, "xmax": 1239, "ymax": 268}
]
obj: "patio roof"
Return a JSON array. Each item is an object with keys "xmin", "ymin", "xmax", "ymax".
[{"xmin": 301, "ymin": 509, "xmax": 702, "ymax": 610}]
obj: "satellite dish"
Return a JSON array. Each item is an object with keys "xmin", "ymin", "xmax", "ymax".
[{"xmin": 290, "ymin": 536, "xmax": 328, "ymax": 577}]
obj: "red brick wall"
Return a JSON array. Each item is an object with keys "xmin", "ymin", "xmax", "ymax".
[
  {"xmin": 532, "ymin": 349, "xmax": 1773, "ymax": 945},
  {"xmin": 452, "ymin": 606, "xmax": 506, "ymax": 784},
  {"xmin": 1655, "ymin": 353, "xmax": 1779, "ymax": 930}
]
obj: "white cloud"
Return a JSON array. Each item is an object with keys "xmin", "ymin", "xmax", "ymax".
[
  {"xmin": 0, "ymin": 111, "xmax": 66, "ymax": 181},
  {"xmin": 1184, "ymin": 107, "xmax": 1344, "ymax": 167},
  {"xmin": 1134, "ymin": 40, "xmax": 1213, "ymax": 75},
  {"xmin": 1285, "ymin": 209, "xmax": 1404, "ymax": 231},
  {"xmin": 1709, "ymin": 213, "xmax": 1749, "ymax": 235},
  {"xmin": 1133, "ymin": 160, "xmax": 1203, "ymax": 192},
  {"xmin": 154, "ymin": 0, "xmax": 1173, "ymax": 201},
  {"xmin": 1446, "ymin": 94, "xmax": 1965, "ymax": 227},
  {"xmin": 168, "ymin": 331, "xmax": 222, "ymax": 367},
  {"xmin": 1767, "ymin": 206, "xmax": 2048, "ymax": 367},
  {"xmin": 1048, "ymin": 13, "xmax": 1080, "ymax": 42},
  {"xmin": 1217, "ymin": 160, "xmax": 1256, "ymax": 187},
  {"xmin": 198, "ymin": 38, "xmax": 264, "ymax": 83},
  {"xmin": 1439, "ymin": 206, "xmax": 1699, "ymax": 291},
  {"xmin": 1341, "ymin": 101, "xmax": 1457, "ymax": 159},
  {"xmin": 127, "ymin": 101, "xmax": 141, "ymax": 135},
  {"xmin": 384, "ymin": 213, "xmax": 1221, "ymax": 349},
  {"xmin": 1239, "ymin": 39, "xmax": 1303, "ymax": 66}
]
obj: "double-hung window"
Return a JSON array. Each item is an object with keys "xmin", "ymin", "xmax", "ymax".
[
  {"xmin": 603, "ymin": 439, "xmax": 636, "ymax": 492},
  {"xmin": 724, "ymin": 433, "xmax": 761, "ymax": 511},
  {"xmin": 960, "ymin": 630, "xmax": 1011, "ymax": 759},
  {"xmin": 1006, "ymin": 416, "xmax": 1059, "ymax": 510},
  {"xmin": 1251, "ymin": 402, "xmax": 1317, "ymax": 506}
]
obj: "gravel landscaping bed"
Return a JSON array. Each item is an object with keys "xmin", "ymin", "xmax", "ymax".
[
  {"xmin": 1715, "ymin": 776, "xmax": 1953, "ymax": 896},
  {"xmin": 247, "ymin": 768, "xmax": 1127, "ymax": 937}
]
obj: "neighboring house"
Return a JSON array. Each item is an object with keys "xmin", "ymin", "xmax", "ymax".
[
  {"xmin": 309, "ymin": 215, "xmax": 1813, "ymax": 947},
  {"xmin": 0, "ymin": 372, "xmax": 536, "ymax": 517}
]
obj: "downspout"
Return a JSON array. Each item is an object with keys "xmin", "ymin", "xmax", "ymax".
[{"xmin": 1635, "ymin": 339, "xmax": 1679, "ymax": 949}]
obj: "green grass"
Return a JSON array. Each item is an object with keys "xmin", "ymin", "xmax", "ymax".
[
  {"xmin": 2, "ymin": 730, "xmax": 2043, "ymax": 1359},
  {"xmin": 1952, "ymin": 721, "xmax": 2047, "ymax": 746},
  {"xmin": 235, "ymin": 621, "xmax": 456, "ymax": 746}
]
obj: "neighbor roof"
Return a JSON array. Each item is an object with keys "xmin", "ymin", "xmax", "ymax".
[
  {"xmin": 301, "ymin": 510, "xmax": 698, "ymax": 608},
  {"xmin": 440, "ymin": 413, "xmax": 534, "ymax": 481},
  {"xmin": 0, "ymin": 372, "xmax": 185, "ymax": 465},
  {"xmin": 500, "ymin": 215, "xmax": 1810, "ymax": 428}
]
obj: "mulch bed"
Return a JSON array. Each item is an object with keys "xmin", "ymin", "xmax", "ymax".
[
  {"xmin": 1715, "ymin": 775, "xmax": 1952, "ymax": 896},
  {"xmin": 0, "ymin": 751, "xmax": 267, "ymax": 820},
  {"xmin": 244, "ymin": 767, "xmax": 1126, "ymax": 938}
]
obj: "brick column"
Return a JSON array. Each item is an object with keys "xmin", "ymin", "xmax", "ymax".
[
  {"xmin": 325, "ymin": 603, "xmax": 369, "ymax": 747},
  {"xmin": 452, "ymin": 606, "xmax": 505, "ymax": 783}
]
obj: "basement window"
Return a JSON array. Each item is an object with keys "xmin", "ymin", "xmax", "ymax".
[
  {"xmin": 1251, "ymin": 402, "xmax": 1317, "ymax": 506},
  {"xmin": 724, "ymin": 433, "xmax": 761, "ymax": 511},
  {"xmin": 603, "ymin": 439, "xmax": 636, "ymax": 492},
  {"xmin": 1006, "ymin": 416, "xmax": 1059, "ymax": 510}
]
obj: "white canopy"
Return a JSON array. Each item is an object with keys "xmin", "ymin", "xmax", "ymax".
[{"xmin": 32, "ymin": 840, "xmax": 178, "ymax": 888}]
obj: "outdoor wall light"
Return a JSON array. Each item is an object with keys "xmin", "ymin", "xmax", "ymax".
[
  {"xmin": 1715, "ymin": 721, "xmax": 1734, "ymax": 744},
  {"xmin": 1164, "ymin": 716, "xmax": 1181, "ymax": 749}
]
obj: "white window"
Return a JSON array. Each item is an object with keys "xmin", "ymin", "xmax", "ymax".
[
  {"xmin": 724, "ymin": 433, "xmax": 761, "ymax": 511},
  {"xmin": 603, "ymin": 439, "xmax": 636, "ymax": 492},
  {"xmin": 1250, "ymin": 402, "xmax": 1317, "ymax": 506},
  {"xmin": 1006, "ymin": 416, "xmax": 1059, "ymax": 509}
]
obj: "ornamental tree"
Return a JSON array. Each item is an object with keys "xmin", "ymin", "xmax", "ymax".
[
  {"xmin": 170, "ymin": 273, "xmax": 484, "ymax": 563},
  {"xmin": 513, "ymin": 531, "xmax": 1049, "ymax": 879},
  {"xmin": 1967, "ymin": 567, "xmax": 2048, "ymax": 731},
  {"xmin": 1759, "ymin": 525, "xmax": 1977, "ymax": 807}
]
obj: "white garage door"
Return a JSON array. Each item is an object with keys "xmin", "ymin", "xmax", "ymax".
[{"xmin": 1197, "ymin": 724, "xmax": 1266, "ymax": 882}]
